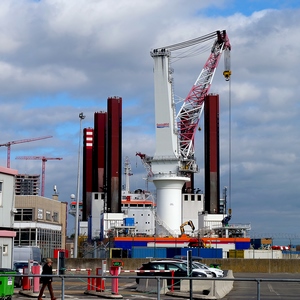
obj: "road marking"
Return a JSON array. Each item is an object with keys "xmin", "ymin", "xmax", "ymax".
[
  {"xmin": 130, "ymin": 295, "xmax": 157, "ymax": 299},
  {"xmin": 268, "ymin": 283, "xmax": 280, "ymax": 295}
]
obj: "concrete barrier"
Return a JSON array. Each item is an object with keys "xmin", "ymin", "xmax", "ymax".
[
  {"xmin": 58, "ymin": 258, "xmax": 300, "ymax": 274},
  {"xmin": 136, "ymin": 278, "xmax": 169, "ymax": 294},
  {"xmin": 179, "ymin": 270, "xmax": 234, "ymax": 299},
  {"xmin": 180, "ymin": 278, "xmax": 212, "ymax": 293},
  {"xmin": 212, "ymin": 270, "xmax": 234, "ymax": 299}
]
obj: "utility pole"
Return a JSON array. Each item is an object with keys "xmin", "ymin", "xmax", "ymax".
[{"xmin": 74, "ymin": 112, "xmax": 85, "ymax": 258}]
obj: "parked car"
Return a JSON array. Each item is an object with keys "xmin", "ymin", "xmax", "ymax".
[
  {"xmin": 192, "ymin": 261, "xmax": 224, "ymax": 277},
  {"xmin": 13, "ymin": 261, "xmax": 42, "ymax": 275},
  {"xmin": 136, "ymin": 259, "xmax": 213, "ymax": 285},
  {"xmin": 13, "ymin": 261, "xmax": 42, "ymax": 287},
  {"xmin": 14, "ymin": 269, "xmax": 22, "ymax": 288}
]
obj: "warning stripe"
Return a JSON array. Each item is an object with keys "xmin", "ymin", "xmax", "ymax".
[{"xmin": 52, "ymin": 268, "xmax": 92, "ymax": 272}]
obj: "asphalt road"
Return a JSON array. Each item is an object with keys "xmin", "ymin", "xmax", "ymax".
[
  {"xmin": 11, "ymin": 273, "xmax": 300, "ymax": 299},
  {"xmin": 223, "ymin": 273, "xmax": 300, "ymax": 300}
]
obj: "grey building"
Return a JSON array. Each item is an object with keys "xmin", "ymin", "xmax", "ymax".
[{"xmin": 15, "ymin": 174, "xmax": 40, "ymax": 195}]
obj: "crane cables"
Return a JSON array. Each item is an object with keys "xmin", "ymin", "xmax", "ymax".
[
  {"xmin": 228, "ymin": 69, "xmax": 232, "ymax": 215},
  {"xmin": 153, "ymin": 31, "xmax": 217, "ymax": 52}
]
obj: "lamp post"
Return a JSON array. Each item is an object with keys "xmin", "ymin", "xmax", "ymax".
[{"xmin": 74, "ymin": 112, "xmax": 85, "ymax": 258}]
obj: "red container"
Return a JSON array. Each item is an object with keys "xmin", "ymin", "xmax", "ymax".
[{"xmin": 53, "ymin": 249, "xmax": 69, "ymax": 258}]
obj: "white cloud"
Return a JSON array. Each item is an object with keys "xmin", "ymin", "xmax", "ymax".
[{"xmin": 0, "ymin": 1, "xmax": 300, "ymax": 238}]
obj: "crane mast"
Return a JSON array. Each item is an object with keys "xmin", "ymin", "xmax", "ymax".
[{"xmin": 148, "ymin": 30, "xmax": 231, "ymax": 236}]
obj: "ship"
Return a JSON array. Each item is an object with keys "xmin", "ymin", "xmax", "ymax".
[{"xmin": 69, "ymin": 156, "xmax": 251, "ymax": 259}]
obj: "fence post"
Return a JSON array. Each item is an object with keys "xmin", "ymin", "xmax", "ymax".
[
  {"xmin": 257, "ymin": 279, "xmax": 261, "ymax": 300},
  {"xmin": 156, "ymin": 277, "xmax": 161, "ymax": 300},
  {"xmin": 61, "ymin": 275, "xmax": 65, "ymax": 300}
]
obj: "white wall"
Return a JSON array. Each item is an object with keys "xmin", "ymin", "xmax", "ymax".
[
  {"xmin": 0, "ymin": 166, "xmax": 18, "ymax": 268},
  {"xmin": 0, "ymin": 238, "xmax": 14, "ymax": 268},
  {"xmin": 0, "ymin": 168, "xmax": 17, "ymax": 227},
  {"xmin": 182, "ymin": 193, "xmax": 204, "ymax": 231}
]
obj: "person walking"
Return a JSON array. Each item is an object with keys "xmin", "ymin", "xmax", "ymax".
[{"xmin": 38, "ymin": 258, "xmax": 56, "ymax": 300}]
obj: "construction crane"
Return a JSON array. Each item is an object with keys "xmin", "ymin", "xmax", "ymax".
[
  {"xmin": 0, "ymin": 136, "xmax": 53, "ymax": 168},
  {"xmin": 146, "ymin": 30, "xmax": 231, "ymax": 235},
  {"xmin": 180, "ymin": 220, "xmax": 195, "ymax": 236},
  {"xmin": 15, "ymin": 156, "xmax": 63, "ymax": 197}
]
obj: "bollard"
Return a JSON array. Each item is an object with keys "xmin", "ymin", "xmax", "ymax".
[
  {"xmin": 170, "ymin": 270, "xmax": 174, "ymax": 292},
  {"xmin": 92, "ymin": 277, "xmax": 96, "ymax": 290},
  {"xmin": 87, "ymin": 269, "xmax": 91, "ymax": 291},
  {"xmin": 96, "ymin": 267, "xmax": 105, "ymax": 292},
  {"xmin": 109, "ymin": 266, "xmax": 121, "ymax": 295},
  {"xmin": 22, "ymin": 267, "xmax": 30, "ymax": 290},
  {"xmin": 32, "ymin": 265, "xmax": 40, "ymax": 293}
]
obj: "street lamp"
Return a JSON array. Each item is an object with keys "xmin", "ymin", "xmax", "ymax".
[{"xmin": 74, "ymin": 112, "xmax": 85, "ymax": 258}]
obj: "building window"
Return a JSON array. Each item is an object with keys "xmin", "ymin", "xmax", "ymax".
[
  {"xmin": 46, "ymin": 211, "xmax": 51, "ymax": 221},
  {"xmin": 3, "ymin": 245, "xmax": 8, "ymax": 256},
  {"xmin": 14, "ymin": 208, "xmax": 33, "ymax": 221},
  {"xmin": 184, "ymin": 195, "xmax": 188, "ymax": 201},
  {"xmin": 53, "ymin": 212, "xmax": 59, "ymax": 222},
  {"xmin": 15, "ymin": 228, "xmax": 62, "ymax": 257},
  {"xmin": 37, "ymin": 209, "xmax": 43, "ymax": 219},
  {"xmin": 191, "ymin": 195, "xmax": 195, "ymax": 201}
]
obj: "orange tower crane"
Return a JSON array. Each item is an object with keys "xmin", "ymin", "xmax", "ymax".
[
  {"xmin": 15, "ymin": 156, "xmax": 63, "ymax": 197},
  {"xmin": 0, "ymin": 136, "xmax": 53, "ymax": 168}
]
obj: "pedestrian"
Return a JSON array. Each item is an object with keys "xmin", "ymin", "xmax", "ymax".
[{"xmin": 38, "ymin": 258, "xmax": 56, "ymax": 300}]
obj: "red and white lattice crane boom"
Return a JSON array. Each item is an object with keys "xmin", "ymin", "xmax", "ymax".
[
  {"xmin": 0, "ymin": 135, "xmax": 53, "ymax": 168},
  {"xmin": 177, "ymin": 30, "xmax": 231, "ymax": 171},
  {"xmin": 15, "ymin": 156, "xmax": 63, "ymax": 197}
]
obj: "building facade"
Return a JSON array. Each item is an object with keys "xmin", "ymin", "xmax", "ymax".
[
  {"xmin": 15, "ymin": 174, "xmax": 40, "ymax": 195},
  {"xmin": 14, "ymin": 195, "xmax": 67, "ymax": 258}
]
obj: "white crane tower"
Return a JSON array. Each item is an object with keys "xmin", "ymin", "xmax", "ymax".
[{"xmin": 148, "ymin": 30, "xmax": 231, "ymax": 235}]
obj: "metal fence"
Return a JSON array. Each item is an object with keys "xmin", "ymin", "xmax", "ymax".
[{"xmin": 2, "ymin": 272, "xmax": 300, "ymax": 300}]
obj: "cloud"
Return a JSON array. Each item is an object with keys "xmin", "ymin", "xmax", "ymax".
[{"xmin": 0, "ymin": 1, "xmax": 300, "ymax": 239}]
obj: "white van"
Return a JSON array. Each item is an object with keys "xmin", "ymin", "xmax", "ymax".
[{"xmin": 13, "ymin": 246, "xmax": 42, "ymax": 263}]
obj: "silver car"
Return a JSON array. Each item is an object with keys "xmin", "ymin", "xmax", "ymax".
[{"xmin": 192, "ymin": 261, "xmax": 224, "ymax": 277}]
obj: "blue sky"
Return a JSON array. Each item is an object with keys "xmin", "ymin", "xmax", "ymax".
[
  {"xmin": 1, "ymin": 0, "xmax": 300, "ymax": 242},
  {"xmin": 203, "ymin": 0, "xmax": 300, "ymax": 16}
]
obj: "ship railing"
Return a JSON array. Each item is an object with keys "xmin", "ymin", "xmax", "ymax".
[
  {"xmin": 154, "ymin": 213, "xmax": 178, "ymax": 237},
  {"xmin": 194, "ymin": 226, "xmax": 212, "ymax": 237},
  {"xmin": 222, "ymin": 223, "xmax": 251, "ymax": 230}
]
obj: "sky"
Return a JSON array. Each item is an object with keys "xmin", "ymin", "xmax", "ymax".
[{"xmin": 1, "ymin": 0, "xmax": 300, "ymax": 242}]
